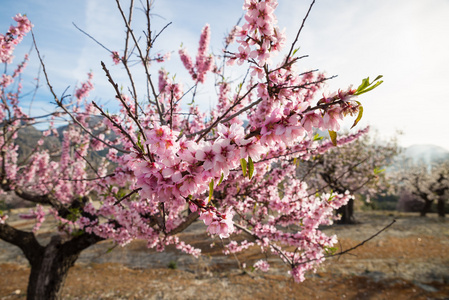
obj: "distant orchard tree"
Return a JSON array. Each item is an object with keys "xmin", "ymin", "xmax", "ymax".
[
  {"xmin": 297, "ymin": 128, "xmax": 399, "ymax": 224},
  {"xmin": 394, "ymin": 161, "xmax": 449, "ymax": 217}
]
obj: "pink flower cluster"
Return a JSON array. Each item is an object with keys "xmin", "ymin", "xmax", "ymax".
[
  {"xmin": 74, "ymin": 72, "xmax": 94, "ymax": 101},
  {"xmin": 253, "ymin": 259, "xmax": 270, "ymax": 272},
  {"xmin": 0, "ymin": 14, "xmax": 32, "ymax": 63},
  {"xmin": 155, "ymin": 52, "xmax": 171, "ymax": 63},
  {"xmin": 179, "ymin": 24, "xmax": 214, "ymax": 83},
  {"xmin": 111, "ymin": 51, "xmax": 122, "ymax": 65},
  {"xmin": 228, "ymin": 0, "xmax": 285, "ymax": 67}
]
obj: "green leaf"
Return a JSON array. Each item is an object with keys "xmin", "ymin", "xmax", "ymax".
[
  {"xmin": 356, "ymin": 80, "xmax": 383, "ymax": 95},
  {"xmin": 356, "ymin": 77, "xmax": 370, "ymax": 93},
  {"xmin": 374, "ymin": 168, "xmax": 385, "ymax": 175},
  {"xmin": 240, "ymin": 158, "xmax": 247, "ymax": 177},
  {"xmin": 313, "ymin": 133, "xmax": 323, "ymax": 141},
  {"xmin": 328, "ymin": 130, "xmax": 337, "ymax": 146},
  {"xmin": 248, "ymin": 157, "xmax": 254, "ymax": 179},
  {"xmin": 292, "ymin": 47, "xmax": 300, "ymax": 56},
  {"xmin": 209, "ymin": 179, "xmax": 214, "ymax": 202},
  {"xmin": 324, "ymin": 246, "xmax": 338, "ymax": 255},
  {"xmin": 350, "ymin": 102, "xmax": 363, "ymax": 129},
  {"xmin": 373, "ymin": 75, "xmax": 383, "ymax": 82},
  {"xmin": 355, "ymin": 75, "xmax": 383, "ymax": 96},
  {"xmin": 218, "ymin": 173, "xmax": 225, "ymax": 186},
  {"xmin": 136, "ymin": 132, "xmax": 144, "ymax": 152},
  {"xmin": 293, "ymin": 157, "xmax": 297, "ymax": 165}
]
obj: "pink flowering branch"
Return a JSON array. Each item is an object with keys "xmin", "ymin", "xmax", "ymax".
[{"xmin": 0, "ymin": 1, "xmax": 388, "ymax": 294}]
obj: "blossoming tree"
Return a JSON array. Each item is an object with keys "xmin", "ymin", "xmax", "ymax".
[
  {"xmin": 394, "ymin": 161, "xmax": 449, "ymax": 217},
  {"xmin": 296, "ymin": 128, "xmax": 399, "ymax": 223},
  {"xmin": 0, "ymin": 1, "xmax": 384, "ymax": 299}
]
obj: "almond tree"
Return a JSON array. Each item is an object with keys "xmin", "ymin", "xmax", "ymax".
[
  {"xmin": 0, "ymin": 1, "xmax": 384, "ymax": 299},
  {"xmin": 395, "ymin": 161, "xmax": 449, "ymax": 217},
  {"xmin": 296, "ymin": 128, "xmax": 399, "ymax": 223}
]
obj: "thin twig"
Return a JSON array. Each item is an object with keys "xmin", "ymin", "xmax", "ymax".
[
  {"xmin": 100, "ymin": 61, "xmax": 147, "ymax": 141},
  {"xmin": 234, "ymin": 223, "xmax": 294, "ymax": 267},
  {"xmin": 72, "ymin": 23, "xmax": 112, "ymax": 53},
  {"xmin": 115, "ymin": 0, "xmax": 165, "ymax": 124},
  {"xmin": 327, "ymin": 219, "xmax": 396, "ymax": 259},
  {"xmin": 31, "ymin": 30, "xmax": 128, "ymax": 154},
  {"xmin": 194, "ymin": 83, "xmax": 258, "ymax": 142},
  {"xmin": 284, "ymin": 0, "xmax": 316, "ymax": 63},
  {"xmin": 92, "ymin": 101, "xmax": 140, "ymax": 155},
  {"xmin": 113, "ymin": 188, "xmax": 142, "ymax": 206}
]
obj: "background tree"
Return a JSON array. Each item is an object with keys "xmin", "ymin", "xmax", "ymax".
[
  {"xmin": 297, "ymin": 128, "xmax": 399, "ymax": 224},
  {"xmin": 0, "ymin": 1, "xmax": 384, "ymax": 299},
  {"xmin": 394, "ymin": 161, "xmax": 449, "ymax": 217}
]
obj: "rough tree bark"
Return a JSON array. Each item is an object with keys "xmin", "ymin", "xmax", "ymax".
[{"xmin": 0, "ymin": 223, "xmax": 103, "ymax": 300}]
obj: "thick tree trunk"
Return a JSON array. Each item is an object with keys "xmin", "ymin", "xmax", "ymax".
[
  {"xmin": 0, "ymin": 223, "xmax": 104, "ymax": 300},
  {"xmin": 26, "ymin": 235, "xmax": 79, "ymax": 300},
  {"xmin": 336, "ymin": 198, "xmax": 355, "ymax": 224},
  {"xmin": 437, "ymin": 198, "xmax": 445, "ymax": 218},
  {"xmin": 26, "ymin": 232, "xmax": 104, "ymax": 300},
  {"xmin": 420, "ymin": 200, "xmax": 433, "ymax": 217}
]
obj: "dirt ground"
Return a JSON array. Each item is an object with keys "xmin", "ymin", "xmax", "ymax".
[{"xmin": 0, "ymin": 211, "xmax": 448, "ymax": 299}]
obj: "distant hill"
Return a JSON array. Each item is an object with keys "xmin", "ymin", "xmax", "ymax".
[
  {"xmin": 403, "ymin": 144, "xmax": 449, "ymax": 165},
  {"xmin": 15, "ymin": 125, "xmax": 60, "ymax": 159},
  {"xmin": 15, "ymin": 116, "xmax": 116, "ymax": 167}
]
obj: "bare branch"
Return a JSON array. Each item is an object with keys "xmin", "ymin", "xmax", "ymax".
[
  {"xmin": 113, "ymin": 188, "xmax": 142, "ymax": 206},
  {"xmin": 194, "ymin": 83, "xmax": 258, "ymax": 142},
  {"xmin": 31, "ymin": 30, "xmax": 129, "ymax": 154},
  {"xmin": 114, "ymin": 0, "xmax": 165, "ymax": 124},
  {"xmin": 284, "ymin": 0, "xmax": 316, "ymax": 64},
  {"xmin": 168, "ymin": 211, "xmax": 200, "ymax": 236},
  {"xmin": 72, "ymin": 22, "xmax": 112, "ymax": 53}
]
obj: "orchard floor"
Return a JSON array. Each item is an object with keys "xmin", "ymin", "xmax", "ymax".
[{"xmin": 1, "ymin": 211, "xmax": 449, "ymax": 299}]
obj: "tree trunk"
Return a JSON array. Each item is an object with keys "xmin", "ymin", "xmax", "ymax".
[
  {"xmin": 26, "ymin": 232, "xmax": 104, "ymax": 300},
  {"xmin": 437, "ymin": 198, "xmax": 445, "ymax": 218},
  {"xmin": 420, "ymin": 200, "xmax": 433, "ymax": 217},
  {"xmin": 0, "ymin": 222, "xmax": 104, "ymax": 300},
  {"xmin": 26, "ymin": 235, "xmax": 79, "ymax": 300},
  {"xmin": 336, "ymin": 198, "xmax": 355, "ymax": 224}
]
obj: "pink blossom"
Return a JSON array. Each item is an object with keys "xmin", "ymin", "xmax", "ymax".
[
  {"xmin": 195, "ymin": 141, "xmax": 216, "ymax": 171},
  {"xmin": 111, "ymin": 51, "xmax": 121, "ymax": 65},
  {"xmin": 254, "ymin": 260, "xmax": 270, "ymax": 272},
  {"xmin": 238, "ymin": 138, "xmax": 266, "ymax": 161},
  {"xmin": 322, "ymin": 107, "xmax": 343, "ymax": 132}
]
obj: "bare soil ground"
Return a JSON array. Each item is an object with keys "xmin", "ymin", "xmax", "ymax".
[{"xmin": 0, "ymin": 211, "xmax": 448, "ymax": 299}]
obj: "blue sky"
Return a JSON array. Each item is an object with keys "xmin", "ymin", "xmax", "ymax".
[{"xmin": 1, "ymin": 0, "xmax": 449, "ymax": 150}]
